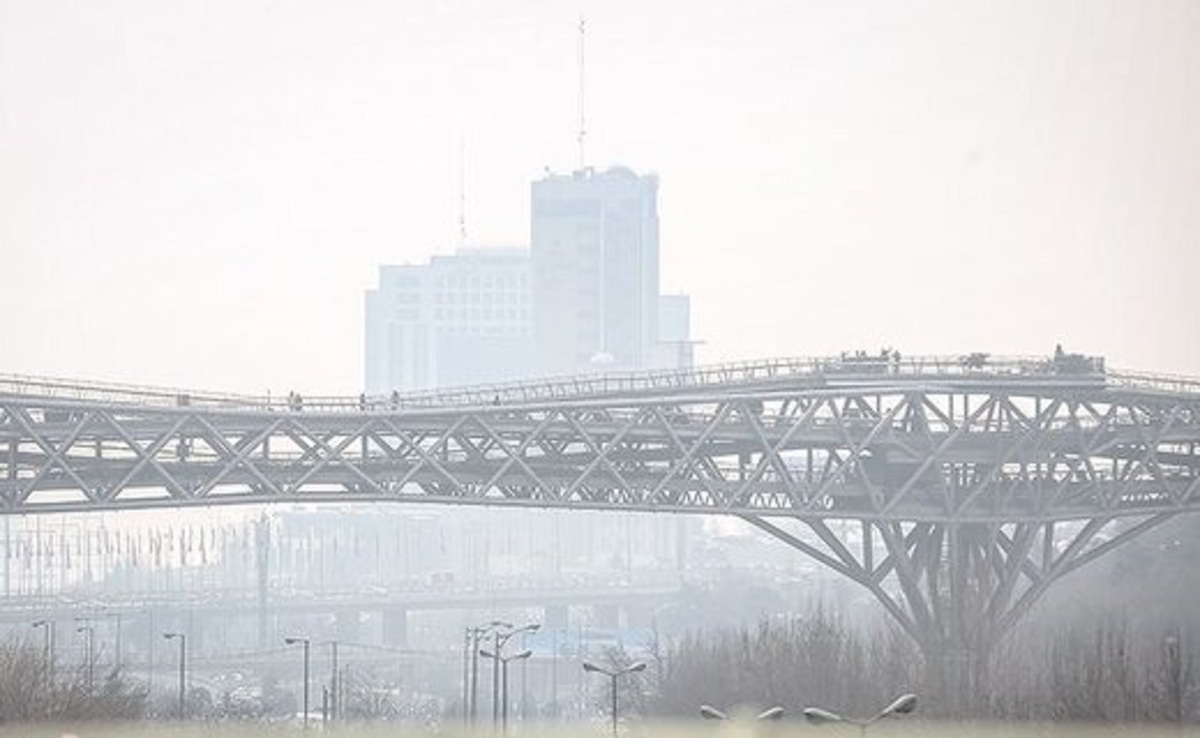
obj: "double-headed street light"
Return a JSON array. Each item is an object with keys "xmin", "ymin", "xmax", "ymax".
[
  {"xmin": 700, "ymin": 704, "xmax": 785, "ymax": 722},
  {"xmin": 485, "ymin": 622, "xmax": 539, "ymax": 731},
  {"xmin": 162, "ymin": 632, "xmax": 186, "ymax": 720},
  {"xmin": 285, "ymin": 637, "xmax": 311, "ymax": 729},
  {"xmin": 583, "ymin": 661, "xmax": 647, "ymax": 738},
  {"xmin": 463, "ymin": 620, "xmax": 512, "ymax": 727},
  {"xmin": 804, "ymin": 694, "xmax": 918, "ymax": 737}
]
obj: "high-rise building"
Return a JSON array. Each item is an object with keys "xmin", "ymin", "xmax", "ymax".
[
  {"xmin": 653, "ymin": 294, "xmax": 694, "ymax": 370},
  {"xmin": 531, "ymin": 166, "xmax": 660, "ymax": 376},
  {"xmin": 363, "ymin": 248, "xmax": 533, "ymax": 393}
]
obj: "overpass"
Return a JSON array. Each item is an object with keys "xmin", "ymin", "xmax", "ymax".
[{"xmin": 3, "ymin": 353, "xmax": 1199, "ymax": 705}]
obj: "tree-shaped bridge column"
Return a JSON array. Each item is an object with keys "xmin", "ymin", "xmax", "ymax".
[{"xmin": 742, "ymin": 512, "xmax": 1173, "ymax": 711}]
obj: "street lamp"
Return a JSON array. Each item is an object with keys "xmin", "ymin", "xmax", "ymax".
[
  {"xmin": 285, "ymin": 637, "xmax": 311, "ymax": 729},
  {"xmin": 583, "ymin": 661, "xmax": 647, "ymax": 738},
  {"xmin": 162, "ymin": 632, "xmax": 186, "ymax": 719},
  {"xmin": 700, "ymin": 704, "xmax": 785, "ymax": 721},
  {"xmin": 480, "ymin": 647, "xmax": 533, "ymax": 735},
  {"xmin": 108, "ymin": 612, "xmax": 124, "ymax": 671},
  {"xmin": 1164, "ymin": 631, "xmax": 1183, "ymax": 724},
  {"xmin": 76, "ymin": 624, "xmax": 94, "ymax": 695},
  {"xmin": 32, "ymin": 619, "xmax": 55, "ymax": 691},
  {"xmin": 487, "ymin": 622, "xmax": 539, "ymax": 731},
  {"xmin": 327, "ymin": 639, "xmax": 339, "ymax": 726},
  {"xmin": 463, "ymin": 620, "xmax": 512, "ymax": 727},
  {"xmin": 804, "ymin": 694, "xmax": 918, "ymax": 737}
]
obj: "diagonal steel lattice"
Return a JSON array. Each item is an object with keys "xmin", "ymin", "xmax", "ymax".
[{"xmin": 2, "ymin": 354, "xmax": 1199, "ymax": 675}]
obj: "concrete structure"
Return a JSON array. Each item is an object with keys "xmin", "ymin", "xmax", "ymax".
[
  {"xmin": 531, "ymin": 166, "xmax": 661, "ymax": 376},
  {"xmin": 364, "ymin": 248, "xmax": 532, "ymax": 393}
]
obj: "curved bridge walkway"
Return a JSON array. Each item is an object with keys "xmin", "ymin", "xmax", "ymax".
[{"xmin": 3, "ymin": 353, "xmax": 1199, "ymax": 704}]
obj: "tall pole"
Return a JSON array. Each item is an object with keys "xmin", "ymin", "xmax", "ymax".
[
  {"xmin": 502, "ymin": 659, "xmax": 510, "ymax": 736},
  {"xmin": 609, "ymin": 673, "xmax": 618, "ymax": 738},
  {"xmin": 329, "ymin": 640, "xmax": 338, "ymax": 724},
  {"xmin": 491, "ymin": 630, "xmax": 501, "ymax": 731},
  {"xmin": 520, "ymin": 651, "xmax": 528, "ymax": 725},
  {"xmin": 303, "ymin": 639, "xmax": 311, "ymax": 729},
  {"xmin": 178, "ymin": 635, "xmax": 186, "ymax": 719},
  {"xmin": 286, "ymin": 637, "xmax": 311, "ymax": 729},
  {"xmin": 163, "ymin": 632, "xmax": 186, "ymax": 720},
  {"xmin": 147, "ymin": 609, "xmax": 155, "ymax": 700},
  {"xmin": 114, "ymin": 612, "xmax": 122, "ymax": 672},
  {"xmin": 461, "ymin": 629, "xmax": 471, "ymax": 727},
  {"xmin": 470, "ymin": 630, "xmax": 480, "ymax": 724},
  {"xmin": 33, "ymin": 619, "xmax": 54, "ymax": 692},
  {"xmin": 77, "ymin": 625, "xmax": 94, "ymax": 695}
]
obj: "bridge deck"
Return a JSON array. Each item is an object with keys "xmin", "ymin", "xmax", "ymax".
[{"xmin": 10, "ymin": 353, "xmax": 1196, "ymax": 412}]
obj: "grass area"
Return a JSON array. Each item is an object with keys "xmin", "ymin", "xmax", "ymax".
[{"xmin": 0, "ymin": 721, "xmax": 1197, "ymax": 738}]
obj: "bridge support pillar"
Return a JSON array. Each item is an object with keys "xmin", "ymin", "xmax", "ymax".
[
  {"xmin": 742, "ymin": 512, "xmax": 1171, "ymax": 715},
  {"xmin": 382, "ymin": 607, "xmax": 408, "ymax": 647}
]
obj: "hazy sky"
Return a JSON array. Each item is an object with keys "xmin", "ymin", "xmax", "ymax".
[{"xmin": 2, "ymin": 0, "xmax": 1197, "ymax": 395}]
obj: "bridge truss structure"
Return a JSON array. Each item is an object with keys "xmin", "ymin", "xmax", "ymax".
[{"xmin": 3, "ymin": 354, "xmax": 1199, "ymax": 701}]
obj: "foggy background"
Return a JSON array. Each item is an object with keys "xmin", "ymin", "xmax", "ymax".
[{"xmin": 2, "ymin": 0, "xmax": 1198, "ymax": 394}]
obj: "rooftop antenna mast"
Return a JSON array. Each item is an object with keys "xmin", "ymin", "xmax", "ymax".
[
  {"xmin": 458, "ymin": 136, "xmax": 467, "ymax": 246},
  {"xmin": 577, "ymin": 15, "xmax": 586, "ymax": 170}
]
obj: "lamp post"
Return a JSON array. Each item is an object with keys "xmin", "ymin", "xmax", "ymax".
[
  {"xmin": 583, "ymin": 661, "xmax": 647, "ymax": 738},
  {"xmin": 803, "ymin": 694, "xmax": 918, "ymax": 737},
  {"xmin": 487, "ymin": 622, "xmax": 539, "ymax": 732},
  {"xmin": 480, "ymin": 647, "xmax": 533, "ymax": 736},
  {"xmin": 162, "ymin": 632, "xmax": 186, "ymax": 719},
  {"xmin": 700, "ymin": 704, "xmax": 785, "ymax": 722},
  {"xmin": 76, "ymin": 624, "xmax": 94, "ymax": 695},
  {"xmin": 463, "ymin": 620, "xmax": 511, "ymax": 727},
  {"xmin": 32, "ymin": 619, "xmax": 55, "ymax": 691},
  {"xmin": 1164, "ymin": 631, "xmax": 1183, "ymax": 724},
  {"xmin": 111, "ymin": 612, "xmax": 123, "ymax": 671},
  {"xmin": 285, "ymin": 637, "xmax": 311, "ymax": 729},
  {"xmin": 328, "ymin": 639, "xmax": 339, "ymax": 725}
]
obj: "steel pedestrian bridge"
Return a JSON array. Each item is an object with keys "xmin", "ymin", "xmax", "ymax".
[{"xmin": 3, "ymin": 353, "xmax": 1199, "ymax": 697}]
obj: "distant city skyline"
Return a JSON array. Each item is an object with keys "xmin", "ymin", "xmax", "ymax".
[
  {"xmin": 3, "ymin": 1, "xmax": 1197, "ymax": 394},
  {"xmin": 365, "ymin": 163, "xmax": 692, "ymax": 393}
]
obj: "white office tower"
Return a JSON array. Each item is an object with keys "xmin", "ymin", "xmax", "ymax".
[
  {"xmin": 531, "ymin": 166, "xmax": 660, "ymax": 376},
  {"xmin": 654, "ymin": 294, "xmax": 694, "ymax": 370},
  {"xmin": 364, "ymin": 248, "xmax": 533, "ymax": 393}
]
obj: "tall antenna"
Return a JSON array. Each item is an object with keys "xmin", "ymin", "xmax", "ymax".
[
  {"xmin": 577, "ymin": 15, "xmax": 586, "ymax": 170},
  {"xmin": 458, "ymin": 136, "xmax": 467, "ymax": 246}
]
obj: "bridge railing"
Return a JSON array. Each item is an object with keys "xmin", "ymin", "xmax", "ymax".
[
  {"xmin": 1105, "ymin": 369, "xmax": 1200, "ymax": 398},
  {"xmin": 0, "ymin": 372, "xmax": 260, "ymax": 409},
  {"xmin": 366, "ymin": 353, "xmax": 1104, "ymax": 408},
  {"xmin": 6, "ymin": 353, "xmax": 1195, "ymax": 412}
]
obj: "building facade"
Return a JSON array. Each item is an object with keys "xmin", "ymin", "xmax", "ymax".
[
  {"xmin": 364, "ymin": 248, "xmax": 533, "ymax": 393},
  {"xmin": 531, "ymin": 166, "xmax": 661, "ymax": 377},
  {"xmin": 365, "ymin": 165, "xmax": 690, "ymax": 392},
  {"xmin": 653, "ymin": 294, "xmax": 694, "ymax": 370}
]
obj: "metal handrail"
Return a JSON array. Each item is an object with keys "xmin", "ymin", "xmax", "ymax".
[{"xmin": 1, "ymin": 354, "xmax": 1196, "ymax": 411}]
